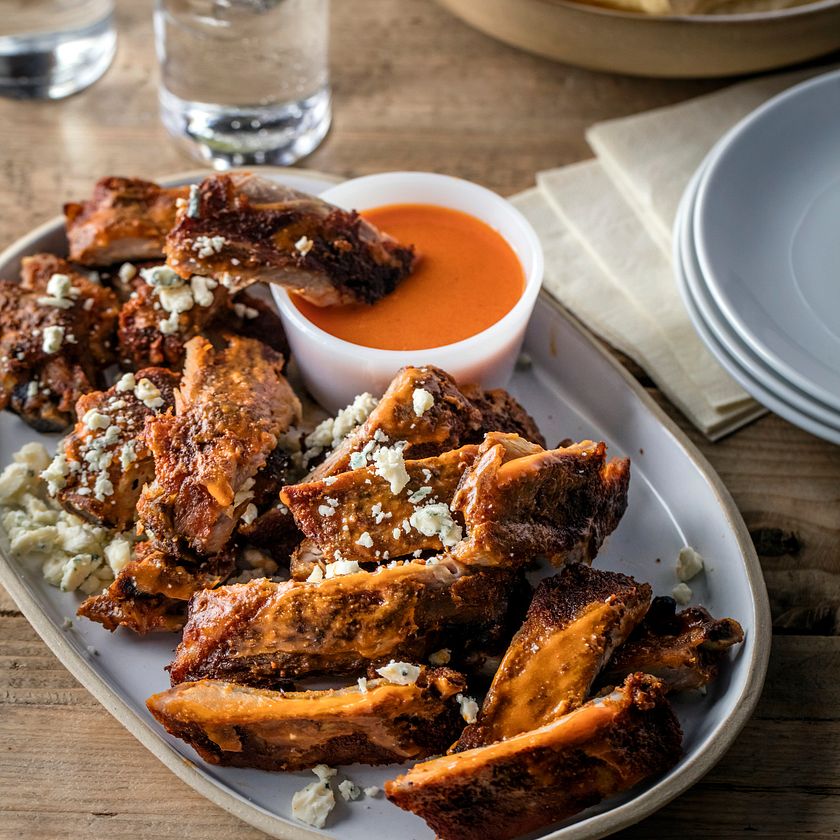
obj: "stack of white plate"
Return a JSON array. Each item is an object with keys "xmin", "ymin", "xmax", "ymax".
[{"xmin": 674, "ymin": 68, "xmax": 840, "ymax": 445}]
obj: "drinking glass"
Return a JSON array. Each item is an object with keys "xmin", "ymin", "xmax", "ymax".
[
  {"xmin": 0, "ymin": 0, "xmax": 116, "ymax": 100},
  {"xmin": 154, "ymin": 0, "xmax": 331, "ymax": 168}
]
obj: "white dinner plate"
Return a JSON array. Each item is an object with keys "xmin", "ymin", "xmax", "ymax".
[
  {"xmin": 675, "ymin": 162, "xmax": 840, "ymax": 441},
  {"xmin": 676, "ymin": 217, "xmax": 840, "ymax": 445},
  {"xmin": 693, "ymin": 68, "xmax": 840, "ymax": 413},
  {"xmin": 0, "ymin": 168, "xmax": 770, "ymax": 840}
]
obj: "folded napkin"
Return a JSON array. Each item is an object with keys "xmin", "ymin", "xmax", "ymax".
[
  {"xmin": 513, "ymin": 66, "xmax": 831, "ymax": 439},
  {"xmin": 585, "ymin": 66, "xmax": 820, "ymax": 256},
  {"xmin": 511, "ymin": 186, "xmax": 764, "ymax": 439}
]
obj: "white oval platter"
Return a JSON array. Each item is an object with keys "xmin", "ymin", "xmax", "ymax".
[{"xmin": 0, "ymin": 168, "xmax": 770, "ymax": 840}]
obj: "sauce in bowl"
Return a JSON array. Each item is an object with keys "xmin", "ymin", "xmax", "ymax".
[{"xmin": 292, "ymin": 203, "xmax": 525, "ymax": 351}]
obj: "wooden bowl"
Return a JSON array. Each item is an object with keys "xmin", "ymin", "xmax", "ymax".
[{"xmin": 436, "ymin": 0, "xmax": 840, "ymax": 78}]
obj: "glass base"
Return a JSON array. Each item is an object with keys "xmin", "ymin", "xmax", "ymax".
[
  {"xmin": 0, "ymin": 14, "xmax": 116, "ymax": 100},
  {"xmin": 159, "ymin": 84, "xmax": 332, "ymax": 168}
]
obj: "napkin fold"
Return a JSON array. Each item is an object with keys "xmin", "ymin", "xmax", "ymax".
[
  {"xmin": 514, "ymin": 66, "xmax": 832, "ymax": 439},
  {"xmin": 511, "ymin": 187, "xmax": 764, "ymax": 440},
  {"xmin": 585, "ymin": 66, "xmax": 821, "ymax": 256}
]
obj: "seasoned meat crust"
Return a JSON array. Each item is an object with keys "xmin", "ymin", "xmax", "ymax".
[
  {"xmin": 164, "ymin": 173, "xmax": 417, "ymax": 306},
  {"xmin": 117, "ymin": 264, "xmax": 289, "ymax": 372},
  {"xmin": 311, "ymin": 366, "xmax": 482, "ymax": 480},
  {"xmin": 78, "ymin": 542, "xmax": 236, "ymax": 634},
  {"xmin": 460, "ymin": 383, "xmax": 546, "ymax": 447},
  {"xmin": 309, "ymin": 366, "xmax": 546, "ymax": 483},
  {"xmin": 169, "ymin": 559, "xmax": 519, "ymax": 687},
  {"xmin": 55, "ymin": 367, "xmax": 180, "ymax": 530},
  {"xmin": 602, "ymin": 595, "xmax": 745, "ymax": 693},
  {"xmin": 454, "ymin": 564, "xmax": 651, "ymax": 752},
  {"xmin": 116, "ymin": 270, "xmax": 230, "ymax": 370},
  {"xmin": 451, "ymin": 433, "xmax": 630, "ymax": 568},
  {"xmin": 137, "ymin": 335, "xmax": 301, "ymax": 556},
  {"xmin": 146, "ymin": 667, "xmax": 467, "ymax": 771},
  {"xmin": 0, "ymin": 254, "xmax": 119, "ymax": 431},
  {"xmin": 385, "ymin": 673, "xmax": 683, "ymax": 840},
  {"xmin": 281, "ymin": 445, "xmax": 479, "ymax": 563},
  {"xmin": 64, "ymin": 177, "xmax": 188, "ymax": 265}
]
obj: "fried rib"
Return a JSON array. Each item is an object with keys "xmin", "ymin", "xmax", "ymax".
[
  {"xmin": 137, "ymin": 335, "xmax": 301, "ymax": 556},
  {"xmin": 451, "ymin": 434, "xmax": 630, "ymax": 568},
  {"xmin": 460, "ymin": 383, "xmax": 545, "ymax": 445},
  {"xmin": 55, "ymin": 368, "xmax": 179, "ymax": 529},
  {"xmin": 281, "ymin": 445, "xmax": 478, "ymax": 562},
  {"xmin": 169, "ymin": 559, "xmax": 518, "ymax": 686},
  {"xmin": 78, "ymin": 542, "xmax": 236, "ymax": 634},
  {"xmin": 147, "ymin": 667, "xmax": 466, "ymax": 771},
  {"xmin": 116, "ymin": 269, "xmax": 230, "ymax": 370},
  {"xmin": 117, "ymin": 262, "xmax": 289, "ymax": 371},
  {"xmin": 385, "ymin": 673, "xmax": 683, "ymax": 840},
  {"xmin": 310, "ymin": 366, "xmax": 483, "ymax": 480},
  {"xmin": 64, "ymin": 177, "xmax": 188, "ymax": 265},
  {"xmin": 602, "ymin": 596, "xmax": 745, "ymax": 693},
  {"xmin": 309, "ymin": 367, "xmax": 546, "ymax": 483},
  {"xmin": 454, "ymin": 565, "xmax": 651, "ymax": 752},
  {"xmin": 164, "ymin": 173, "xmax": 416, "ymax": 306},
  {"xmin": 0, "ymin": 255, "xmax": 119, "ymax": 431}
]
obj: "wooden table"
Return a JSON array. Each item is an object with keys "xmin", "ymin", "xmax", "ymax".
[{"xmin": 2, "ymin": 1, "xmax": 839, "ymax": 838}]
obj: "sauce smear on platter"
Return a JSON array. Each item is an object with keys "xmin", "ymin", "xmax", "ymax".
[{"xmin": 292, "ymin": 203, "xmax": 524, "ymax": 350}]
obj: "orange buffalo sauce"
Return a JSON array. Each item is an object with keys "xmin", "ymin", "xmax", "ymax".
[{"xmin": 292, "ymin": 203, "xmax": 525, "ymax": 350}]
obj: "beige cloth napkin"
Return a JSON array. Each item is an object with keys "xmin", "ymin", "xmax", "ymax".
[
  {"xmin": 508, "ymin": 69, "xmax": 840, "ymax": 438},
  {"xmin": 511, "ymin": 186, "xmax": 765, "ymax": 440},
  {"xmin": 585, "ymin": 66, "xmax": 821, "ymax": 256},
  {"xmin": 538, "ymin": 162, "xmax": 748, "ymax": 412}
]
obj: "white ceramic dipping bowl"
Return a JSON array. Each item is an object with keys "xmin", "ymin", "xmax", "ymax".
[{"xmin": 271, "ymin": 171, "xmax": 544, "ymax": 412}]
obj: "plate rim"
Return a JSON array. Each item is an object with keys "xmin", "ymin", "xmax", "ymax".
[
  {"xmin": 676, "ymin": 160, "xmax": 840, "ymax": 430},
  {"xmin": 674, "ymin": 167, "xmax": 840, "ymax": 444},
  {"xmin": 0, "ymin": 167, "xmax": 771, "ymax": 840},
  {"xmin": 692, "ymin": 67, "xmax": 840, "ymax": 412}
]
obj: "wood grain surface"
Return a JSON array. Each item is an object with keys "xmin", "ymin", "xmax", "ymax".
[{"xmin": 1, "ymin": 1, "xmax": 839, "ymax": 838}]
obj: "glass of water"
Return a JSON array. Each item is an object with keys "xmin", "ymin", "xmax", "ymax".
[
  {"xmin": 155, "ymin": 0, "xmax": 331, "ymax": 168},
  {"xmin": 0, "ymin": 0, "xmax": 116, "ymax": 100}
]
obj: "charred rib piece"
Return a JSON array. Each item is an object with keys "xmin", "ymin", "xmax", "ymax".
[
  {"xmin": 460, "ymin": 383, "xmax": 545, "ymax": 445},
  {"xmin": 138, "ymin": 335, "xmax": 301, "ymax": 556},
  {"xmin": 0, "ymin": 255, "xmax": 119, "ymax": 431},
  {"xmin": 169, "ymin": 559, "xmax": 518, "ymax": 686},
  {"xmin": 64, "ymin": 177, "xmax": 189, "ymax": 265},
  {"xmin": 282, "ymin": 445, "xmax": 478, "ymax": 563},
  {"xmin": 164, "ymin": 173, "xmax": 416, "ymax": 306},
  {"xmin": 451, "ymin": 434, "xmax": 630, "ymax": 568},
  {"xmin": 454, "ymin": 564, "xmax": 651, "ymax": 752},
  {"xmin": 117, "ymin": 261, "xmax": 289, "ymax": 371},
  {"xmin": 385, "ymin": 673, "xmax": 683, "ymax": 840},
  {"xmin": 234, "ymin": 441, "xmax": 305, "ymax": 562},
  {"xmin": 78, "ymin": 542, "xmax": 236, "ymax": 634},
  {"xmin": 308, "ymin": 367, "xmax": 546, "ymax": 482},
  {"xmin": 238, "ymin": 504, "xmax": 303, "ymax": 566},
  {"xmin": 147, "ymin": 667, "xmax": 466, "ymax": 771},
  {"xmin": 53, "ymin": 368, "xmax": 179, "ymax": 529},
  {"xmin": 307, "ymin": 366, "xmax": 479, "ymax": 481},
  {"xmin": 602, "ymin": 596, "xmax": 745, "ymax": 693},
  {"xmin": 116, "ymin": 265, "xmax": 230, "ymax": 369}
]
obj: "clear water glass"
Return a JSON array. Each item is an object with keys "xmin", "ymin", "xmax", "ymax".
[
  {"xmin": 0, "ymin": 0, "xmax": 116, "ymax": 100},
  {"xmin": 155, "ymin": 0, "xmax": 331, "ymax": 168}
]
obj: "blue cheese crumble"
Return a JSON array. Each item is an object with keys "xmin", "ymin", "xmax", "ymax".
[
  {"xmin": 291, "ymin": 765, "xmax": 336, "ymax": 828},
  {"xmin": 0, "ymin": 444, "xmax": 134, "ymax": 593},
  {"xmin": 375, "ymin": 660, "xmax": 420, "ymax": 685},
  {"xmin": 412, "ymin": 387, "xmax": 434, "ymax": 416}
]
